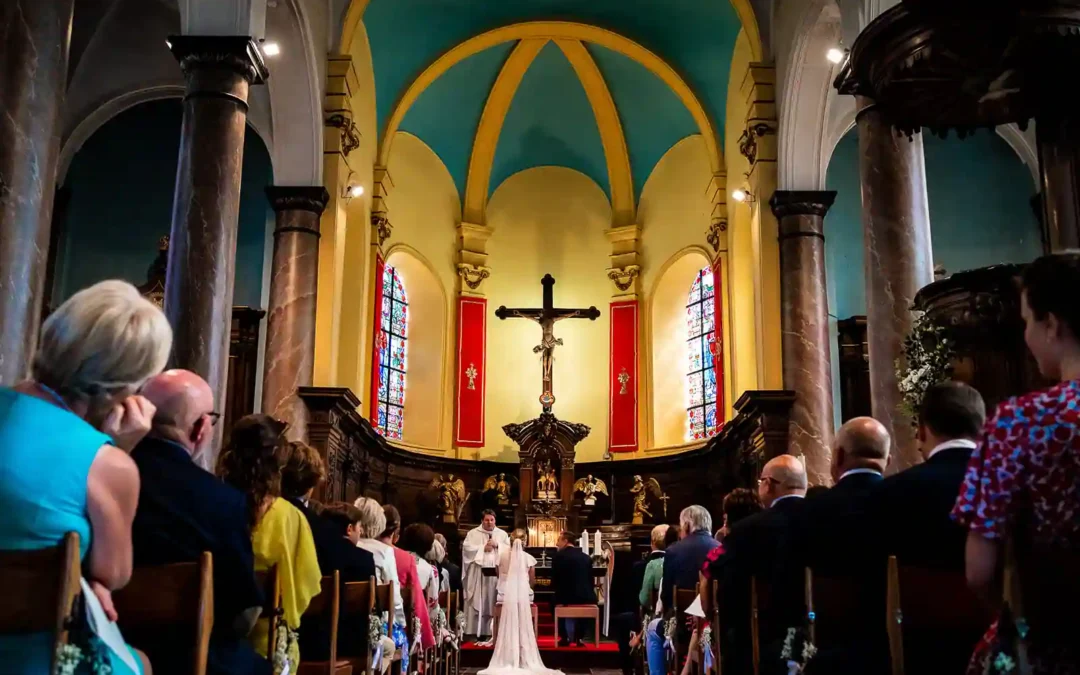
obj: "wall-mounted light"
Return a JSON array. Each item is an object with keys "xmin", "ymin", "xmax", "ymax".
[
  {"xmin": 732, "ymin": 188, "xmax": 755, "ymax": 203},
  {"xmin": 263, "ymin": 41, "xmax": 281, "ymax": 57},
  {"xmin": 826, "ymin": 47, "xmax": 846, "ymax": 65},
  {"xmin": 344, "ymin": 184, "xmax": 364, "ymax": 200}
]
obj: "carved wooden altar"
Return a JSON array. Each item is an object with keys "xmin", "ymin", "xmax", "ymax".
[{"xmin": 502, "ymin": 412, "xmax": 590, "ymax": 524}]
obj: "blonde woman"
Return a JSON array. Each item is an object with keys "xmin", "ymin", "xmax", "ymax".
[{"xmin": 0, "ymin": 280, "xmax": 171, "ymax": 674}]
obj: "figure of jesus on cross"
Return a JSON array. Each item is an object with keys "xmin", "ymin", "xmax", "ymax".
[{"xmin": 495, "ymin": 274, "xmax": 600, "ymax": 412}]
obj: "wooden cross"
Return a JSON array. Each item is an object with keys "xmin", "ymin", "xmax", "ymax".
[{"xmin": 495, "ymin": 274, "xmax": 600, "ymax": 412}]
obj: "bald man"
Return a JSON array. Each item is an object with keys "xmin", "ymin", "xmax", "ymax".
[
  {"xmin": 711, "ymin": 455, "xmax": 808, "ymax": 673},
  {"xmin": 131, "ymin": 370, "xmax": 271, "ymax": 675}
]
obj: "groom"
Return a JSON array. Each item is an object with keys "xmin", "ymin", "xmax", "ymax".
[
  {"xmin": 463, "ymin": 509, "xmax": 509, "ymax": 639},
  {"xmin": 553, "ymin": 530, "xmax": 595, "ymax": 647}
]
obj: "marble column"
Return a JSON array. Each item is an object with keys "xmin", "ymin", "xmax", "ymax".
[
  {"xmin": 262, "ymin": 186, "xmax": 330, "ymax": 441},
  {"xmin": 1036, "ymin": 114, "xmax": 1080, "ymax": 251},
  {"xmin": 164, "ymin": 36, "xmax": 267, "ymax": 444},
  {"xmin": 856, "ymin": 97, "xmax": 934, "ymax": 472},
  {"xmin": 0, "ymin": 0, "xmax": 74, "ymax": 384},
  {"xmin": 770, "ymin": 191, "xmax": 837, "ymax": 486}
]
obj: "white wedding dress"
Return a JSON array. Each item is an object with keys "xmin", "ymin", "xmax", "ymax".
[{"xmin": 479, "ymin": 541, "xmax": 564, "ymax": 675}]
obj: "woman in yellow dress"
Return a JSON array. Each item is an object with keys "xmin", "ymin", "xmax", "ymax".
[{"xmin": 219, "ymin": 414, "xmax": 322, "ymax": 674}]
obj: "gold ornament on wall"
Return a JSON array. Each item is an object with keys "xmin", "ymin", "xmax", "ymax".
[
  {"xmin": 465, "ymin": 363, "xmax": 479, "ymax": 390},
  {"xmin": 573, "ymin": 474, "xmax": 609, "ymax": 506},
  {"xmin": 606, "ymin": 265, "xmax": 641, "ymax": 292},
  {"xmin": 457, "ymin": 263, "xmax": 491, "ymax": 291},
  {"xmin": 483, "ymin": 473, "xmax": 513, "ymax": 505},
  {"xmin": 372, "ymin": 211, "xmax": 392, "ymax": 246},
  {"xmin": 629, "ymin": 475, "xmax": 669, "ymax": 525},
  {"xmin": 706, "ymin": 218, "xmax": 727, "ymax": 252},
  {"xmin": 430, "ymin": 474, "xmax": 468, "ymax": 523},
  {"xmin": 618, "ymin": 368, "xmax": 630, "ymax": 395}
]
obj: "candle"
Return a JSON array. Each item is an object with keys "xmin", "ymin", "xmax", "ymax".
[
  {"xmin": 581, "ymin": 530, "xmax": 590, "ymax": 555},
  {"xmin": 594, "ymin": 530, "xmax": 601, "ymax": 555}
]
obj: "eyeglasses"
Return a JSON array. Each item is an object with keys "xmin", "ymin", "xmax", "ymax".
[
  {"xmin": 757, "ymin": 476, "xmax": 780, "ymax": 486},
  {"xmin": 206, "ymin": 411, "xmax": 222, "ymax": 426}
]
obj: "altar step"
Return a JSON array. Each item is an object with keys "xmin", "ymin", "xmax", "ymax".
[{"xmin": 459, "ymin": 637, "xmax": 621, "ymax": 669}]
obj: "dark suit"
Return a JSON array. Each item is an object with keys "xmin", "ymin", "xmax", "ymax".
[
  {"xmin": 659, "ymin": 530, "xmax": 719, "ymax": 611},
  {"xmin": 873, "ymin": 443, "xmax": 974, "ymax": 570},
  {"xmin": 131, "ymin": 437, "xmax": 270, "ymax": 675},
  {"xmin": 800, "ymin": 471, "xmax": 888, "ymax": 675},
  {"xmin": 553, "ymin": 544, "xmax": 595, "ymax": 642},
  {"xmin": 287, "ymin": 498, "xmax": 377, "ymax": 660},
  {"xmin": 711, "ymin": 495, "xmax": 807, "ymax": 675},
  {"xmin": 442, "ymin": 559, "xmax": 463, "ymax": 593}
]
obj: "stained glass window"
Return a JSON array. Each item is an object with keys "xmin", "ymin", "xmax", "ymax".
[
  {"xmin": 687, "ymin": 267, "xmax": 718, "ymax": 440},
  {"xmin": 376, "ymin": 264, "xmax": 407, "ymax": 440}
]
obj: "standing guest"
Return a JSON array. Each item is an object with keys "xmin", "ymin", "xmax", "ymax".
[
  {"xmin": 875, "ymin": 381, "xmax": 985, "ymax": 570},
  {"xmin": 435, "ymin": 533, "xmax": 463, "ymax": 592},
  {"xmin": 280, "ymin": 442, "xmax": 375, "ymax": 583},
  {"xmin": 462, "ymin": 510, "xmax": 509, "ymax": 639},
  {"xmin": 353, "ymin": 497, "xmax": 404, "ymax": 673},
  {"xmin": 0, "ymin": 280, "xmax": 169, "ymax": 674},
  {"xmin": 132, "ymin": 369, "xmax": 269, "ymax": 675},
  {"xmin": 218, "ymin": 414, "xmax": 322, "ymax": 674},
  {"xmin": 952, "ymin": 253, "xmax": 1080, "ymax": 675},
  {"xmin": 552, "ymin": 530, "xmax": 595, "ymax": 647},
  {"xmin": 709, "ymin": 456, "xmax": 808, "ymax": 675}
]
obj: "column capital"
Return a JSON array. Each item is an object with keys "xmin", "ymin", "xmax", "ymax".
[
  {"xmin": 769, "ymin": 190, "xmax": 837, "ymax": 220},
  {"xmin": 167, "ymin": 35, "xmax": 269, "ymax": 84},
  {"xmin": 265, "ymin": 186, "xmax": 330, "ymax": 215},
  {"xmin": 457, "ymin": 221, "xmax": 494, "ymax": 294}
]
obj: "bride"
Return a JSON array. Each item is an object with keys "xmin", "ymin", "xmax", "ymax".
[{"xmin": 480, "ymin": 535, "xmax": 564, "ymax": 675}]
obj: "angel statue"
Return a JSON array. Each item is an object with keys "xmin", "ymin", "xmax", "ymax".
[
  {"xmin": 483, "ymin": 472, "xmax": 512, "ymax": 505},
  {"xmin": 630, "ymin": 475, "xmax": 667, "ymax": 524},
  {"xmin": 573, "ymin": 474, "xmax": 609, "ymax": 506},
  {"xmin": 430, "ymin": 474, "xmax": 468, "ymax": 523}
]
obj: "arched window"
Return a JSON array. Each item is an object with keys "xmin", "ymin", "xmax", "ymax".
[
  {"xmin": 686, "ymin": 266, "xmax": 718, "ymax": 440},
  {"xmin": 377, "ymin": 264, "xmax": 408, "ymax": 439}
]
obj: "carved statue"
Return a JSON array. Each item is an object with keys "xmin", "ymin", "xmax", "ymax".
[
  {"xmin": 484, "ymin": 472, "xmax": 512, "ymax": 506},
  {"xmin": 430, "ymin": 474, "xmax": 468, "ymax": 523},
  {"xmin": 573, "ymin": 474, "xmax": 609, "ymax": 506},
  {"xmin": 535, "ymin": 461, "xmax": 558, "ymax": 499},
  {"xmin": 630, "ymin": 475, "xmax": 668, "ymax": 525}
]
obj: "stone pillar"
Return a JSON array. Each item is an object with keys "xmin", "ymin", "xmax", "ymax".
[
  {"xmin": 164, "ymin": 36, "xmax": 268, "ymax": 445},
  {"xmin": 856, "ymin": 97, "xmax": 934, "ymax": 472},
  {"xmin": 0, "ymin": 0, "xmax": 74, "ymax": 383},
  {"xmin": 262, "ymin": 186, "xmax": 330, "ymax": 441},
  {"xmin": 770, "ymin": 191, "xmax": 837, "ymax": 486},
  {"xmin": 1035, "ymin": 115, "xmax": 1080, "ymax": 251}
]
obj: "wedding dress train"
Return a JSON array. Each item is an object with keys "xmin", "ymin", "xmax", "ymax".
[{"xmin": 479, "ymin": 540, "xmax": 564, "ymax": 675}]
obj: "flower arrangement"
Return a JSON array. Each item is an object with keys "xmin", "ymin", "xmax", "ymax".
[
  {"xmin": 896, "ymin": 310, "xmax": 954, "ymax": 421},
  {"xmin": 272, "ymin": 622, "xmax": 299, "ymax": 675},
  {"xmin": 779, "ymin": 627, "xmax": 817, "ymax": 674},
  {"xmin": 53, "ymin": 620, "xmax": 112, "ymax": 675}
]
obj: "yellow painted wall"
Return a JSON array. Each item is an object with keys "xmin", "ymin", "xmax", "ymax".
[{"xmin": 483, "ymin": 167, "xmax": 612, "ymax": 462}]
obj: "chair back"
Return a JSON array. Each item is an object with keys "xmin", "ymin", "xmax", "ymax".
[
  {"xmin": 255, "ymin": 566, "xmax": 282, "ymax": 657},
  {"xmin": 374, "ymin": 582, "xmax": 393, "ymax": 615},
  {"xmin": 113, "ymin": 552, "xmax": 215, "ymax": 675},
  {"xmin": 1013, "ymin": 542, "xmax": 1080, "ymax": 643},
  {"xmin": 807, "ymin": 566, "xmax": 876, "ymax": 649},
  {"xmin": 886, "ymin": 556, "xmax": 991, "ymax": 675},
  {"xmin": 0, "ymin": 531, "xmax": 81, "ymax": 672},
  {"xmin": 301, "ymin": 572, "xmax": 342, "ymax": 673}
]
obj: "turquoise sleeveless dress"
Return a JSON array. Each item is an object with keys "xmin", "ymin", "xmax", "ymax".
[{"xmin": 0, "ymin": 388, "xmax": 143, "ymax": 674}]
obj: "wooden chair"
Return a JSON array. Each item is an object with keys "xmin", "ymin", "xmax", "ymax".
[
  {"xmin": 113, "ymin": 552, "xmax": 215, "ymax": 675},
  {"xmin": 673, "ymin": 587, "xmax": 700, "ymax": 675},
  {"xmin": 492, "ymin": 602, "xmax": 538, "ymax": 643},
  {"xmin": 255, "ymin": 566, "xmax": 283, "ymax": 658},
  {"xmin": 372, "ymin": 583, "xmax": 398, "ymax": 675},
  {"xmin": 885, "ymin": 556, "xmax": 991, "ymax": 675},
  {"xmin": 338, "ymin": 577, "xmax": 376, "ymax": 675},
  {"xmin": 400, "ymin": 581, "xmax": 418, "ymax": 675},
  {"xmin": 699, "ymin": 574, "xmax": 721, "ymax": 675},
  {"xmin": 443, "ymin": 590, "xmax": 460, "ymax": 675},
  {"xmin": 553, "ymin": 603, "xmax": 600, "ymax": 646},
  {"xmin": 0, "ymin": 531, "xmax": 82, "ymax": 673},
  {"xmin": 298, "ymin": 571, "xmax": 352, "ymax": 675}
]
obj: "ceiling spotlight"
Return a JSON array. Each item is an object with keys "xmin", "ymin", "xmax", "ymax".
[
  {"xmin": 346, "ymin": 184, "xmax": 364, "ymax": 199},
  {"xmin": 826, "ymin": 47, "xmax": 845, "ymax": 64},
  {"xmin": 732, "ymin": 188, "xmax": 750, "ymax": 203},
  {"xmin": 263, "ymin": 41, "xmax": 281, "ymax": 57}
]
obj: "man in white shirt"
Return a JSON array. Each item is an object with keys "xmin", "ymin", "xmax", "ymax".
[{"xmin": 461, "ymin": 509, "xmax": 509, "ymax": 639}]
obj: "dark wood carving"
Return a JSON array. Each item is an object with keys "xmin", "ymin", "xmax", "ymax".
[
  {"xmin": 503, "ymin": 412, "xmax": 589, "ymax": 516},
  {"xmin": 837, "ymin": 316, "xmax": 872, "ymax": 422},
  {"xmin": 224, "ymin": 307, "xmax": 266, "ymax": 436},
  {"xmin": 914, "ymin": 264, "xmax": 1049, "ymax": 413}
]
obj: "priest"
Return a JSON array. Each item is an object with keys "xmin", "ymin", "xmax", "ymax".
[{"xmin": 462, "ymin": 509, "xmax": 509, "ymax": 639}]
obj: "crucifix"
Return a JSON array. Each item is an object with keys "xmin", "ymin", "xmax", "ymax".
[{"xmin": 495, "ymin": 274, "xmax": 600, "ymax": 412}]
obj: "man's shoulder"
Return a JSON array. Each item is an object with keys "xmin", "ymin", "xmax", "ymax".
[{"xmin": 134, "ymin": 439, "xmax": 247, "ymax": 513}]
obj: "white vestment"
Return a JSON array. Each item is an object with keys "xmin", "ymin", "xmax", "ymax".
[
  {"xmin": 463, "ymin": 525, "xmax": 509, "ymax": 637},
  {"xmin": 480, "ymin": 540, "xmax": 563, "ymax": 675}
]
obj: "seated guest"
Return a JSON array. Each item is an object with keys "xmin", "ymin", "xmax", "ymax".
[
  {"xmin": 638, "ymin": 524, "xmax": 670, "ymax": 609},
  {"xmin": 952, "ymin": 252, "xmax": 1080, "ymax": 675},
  {"xmin": 399, "ymin": 523, "xmax": 441, "ymax": 607},
  {"xmin": 0, "ymin": 280, "xmax": 167, "ymax": 674},
  {"xmin": 218, "ymin": 414, "xmax": 322, "ymax": 674},
  {"xmin": 703, "ymin": 488, "xmax": 764, "ymax": 578},
  {"xmin": 874, "ymin": 381, "xmax": 985, "ymax": 570},
  {"xmin": 553, "ymin": 530, "xmax": 595, "ymax": 647},
  {"xmin": 435, "ymin": 533, "xmax": 463, "ymax": 592},
  {"xmin": 353, "ymin": 498, "xmax": 409, "ymax": 671},
  {"xmin": 709, "ymin": 455, "xmax": 808, "ymax": 675},
  {"xmin": 383, "ymin": 506, "xmax": 436, "ymax": 651},
  {"xmin": 801, "ymin": 417, "xmax": 892, "ymax": 675},
  {"xmin": 280, "ymin": 441, "xmax": 376, "ymax": 583},
  {"xmin": 132, "ymin": 369, "xmax": 270, "ymax": 675},
  {"xmin": 426, "ymin": 537, "xmax": 449, "ymax": 592}
]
